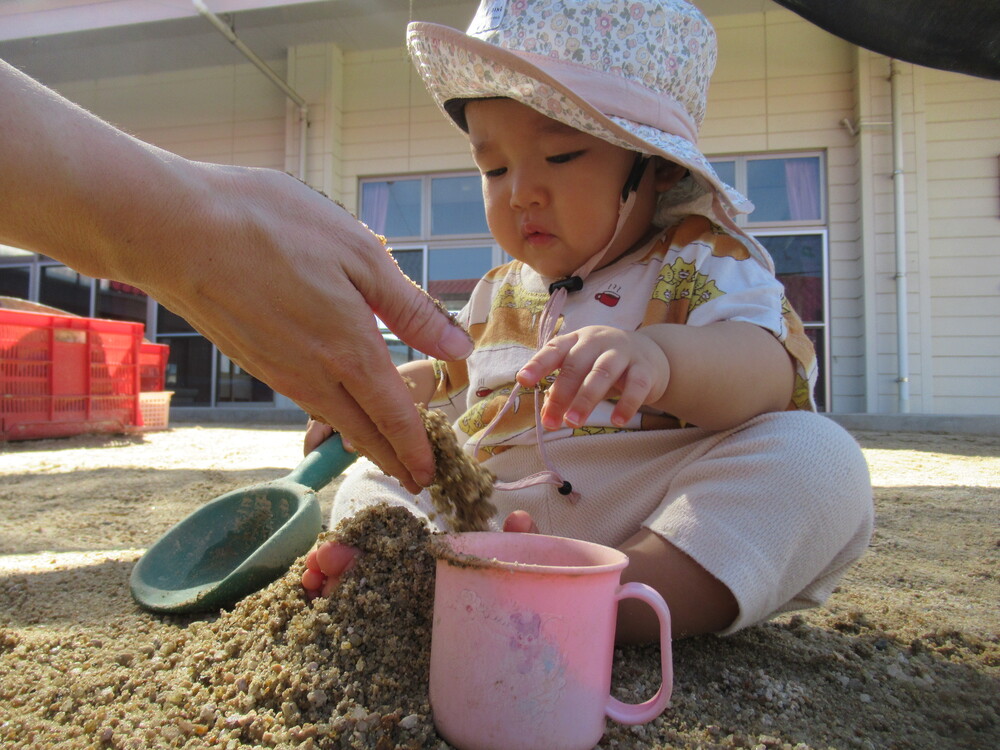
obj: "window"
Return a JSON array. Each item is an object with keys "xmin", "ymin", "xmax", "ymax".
[
  {"xmin": 360, "ymin": 172, "xmax": 501, "ymax": 365},
  {"xmin": 747, "ymin": 156, "xmax": 823, "ymax": 223},
  {"xmin": 156, "ymin": 305, "xmax": 273, "ymax": 407},
  {"xmin": 39, "ymin": 264, "xmax": 92, "ymax": 316},
  {"xmin": 710, "ymin": 152, "xmax": 830, "ymax": 410},
  {"xmin": 711, "ymin": 154, "xmax": 825, "ymax": 226},
  {"xmin": 96, "ymin": 280, "xmax": 148, "ymax": 324},
  {"xmin": 361, "ymin": 180, "xmax": 421, "ymax": 237}
]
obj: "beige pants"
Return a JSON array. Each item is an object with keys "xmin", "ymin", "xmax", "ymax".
[{"xmin": 331, "ymin": 411, "xmax": 874, "ymax": 634}]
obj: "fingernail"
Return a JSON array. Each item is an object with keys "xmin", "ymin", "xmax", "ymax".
[{"xmin": 440, "ymin": 325, "xmax": 473, "ymax": 360}]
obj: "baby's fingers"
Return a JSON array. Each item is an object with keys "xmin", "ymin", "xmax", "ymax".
[
  {"xmin": 609, "ymin": 364, "xmax": 655, "ymax": 427},
  {"xmin": 550, "ymin": 350, "xmax": 628, "ymax": 428},
  {"xmin": 304, "ymin": 419, "xmax": 335, "ymax": 454},
  {"xmin": 516, "ymin": 338, "xmax": 571, "ymax": 387}
]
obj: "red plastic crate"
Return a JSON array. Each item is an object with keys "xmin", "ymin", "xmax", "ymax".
[
  {"xmin": 1, "ymin": 309, "xmax": 144, "ymax": 440},
  {"xmin": 140, "ymin": 342, "xmax": 170, "ymax": 391}
]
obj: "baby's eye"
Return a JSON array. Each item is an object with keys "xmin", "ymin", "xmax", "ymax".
[
  {"xmin": 482, "ymin": 166, "xmax": 507, "ymax": 178},
  {"xmin": 547, "ymin": 150, "xmax": 585, "ymax": 164}
]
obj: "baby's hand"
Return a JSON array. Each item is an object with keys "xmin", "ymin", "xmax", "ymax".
[
  {"xmin": 517, "ymin": 325, "xmax": 670, "ymax": 430},
  {"xmin": 304, "ymin": 419, "xmax": 356, "ymax": 455}
]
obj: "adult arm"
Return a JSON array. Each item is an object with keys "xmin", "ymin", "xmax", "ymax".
[{"xmin": 0, "ymin": 59, "xmax": 472, "ymax": 492}]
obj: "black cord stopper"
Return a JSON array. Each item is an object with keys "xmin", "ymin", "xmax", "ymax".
[{"xmin": 548, "ymin": 276, "xmax": 584, "ymax": 295}]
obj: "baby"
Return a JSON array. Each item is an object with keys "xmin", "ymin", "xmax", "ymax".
[{"xmin": 303, "ymin": 0, "xmax": 873, "ymax": 643}]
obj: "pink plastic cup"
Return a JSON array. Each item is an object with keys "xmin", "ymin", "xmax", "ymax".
[{"xmin": 429, "ymin": 532, "xmax": 673, "ymax": 750}]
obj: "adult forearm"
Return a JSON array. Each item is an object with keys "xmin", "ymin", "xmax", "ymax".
[
  {"xmin": 0, "ymin": 58, "xmax": 197, "ymax": 284},
  {"xmin": 644, "ymin": 321, "xmax": 795, "ymax": 430}
]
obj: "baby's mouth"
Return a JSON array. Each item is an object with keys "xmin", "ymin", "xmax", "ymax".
[{"xmin": 522, "ymin": 223, "xmax": 554, "ymax": 245}]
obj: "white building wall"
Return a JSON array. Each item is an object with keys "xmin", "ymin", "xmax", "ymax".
[
  {"xmin": 287, "ymin": 42, "xmax": 343, "ymax": 200},
  {"xmin": 339, "ymin": 47, "xmax": 470, "ymax": 216},
  {"xmin": 56, "ymin": 62, "xmax": 288, "ymax": 171},
  {"xmin": 922, "ymin": 69, "xmax": 1000, "ymax": 414},
  {"xmin": 858, "ymin": 54, "xmax": 1000, "ymax": 415},
  {"xmin": 856, "ymin": 54, "xmax": 925, "ymax": 414}
]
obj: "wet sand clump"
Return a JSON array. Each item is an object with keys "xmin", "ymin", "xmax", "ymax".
[{"xmin": 419, "ymin": 405, "xmax": 496, "ymax": 533}]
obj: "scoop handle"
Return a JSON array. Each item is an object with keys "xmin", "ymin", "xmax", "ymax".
[{"xmin": 286, "ymin": 435, "xmax": 358, "ymax": 491}]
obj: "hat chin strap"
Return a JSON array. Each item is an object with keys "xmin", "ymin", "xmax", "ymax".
[{"xmin": 470, "ymin": 156, "xmax": 650, "ymax": 505}]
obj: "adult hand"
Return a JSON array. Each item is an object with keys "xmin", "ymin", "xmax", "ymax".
[
  {"xmin": 136, "ymin": 165, "xmax": 473, "ymax": 493},
  {"xmin": 0, "ymin": 59, "xmax": 472, "ymax": 492}
]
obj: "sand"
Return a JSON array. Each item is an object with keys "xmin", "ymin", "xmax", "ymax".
[{"xmin": 1, "ymin": 424, "xmax": 997, "ymax": 749}]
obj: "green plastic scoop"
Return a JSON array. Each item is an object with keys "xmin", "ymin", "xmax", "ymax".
[{"xmin": 130, "ymin": 436, "xmax": 357, "ymax": 614}]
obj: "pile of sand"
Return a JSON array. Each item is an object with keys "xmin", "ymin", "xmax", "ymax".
[{"xmin": 2, "ymin": 505, "xmax": 439, "ymax": 749}]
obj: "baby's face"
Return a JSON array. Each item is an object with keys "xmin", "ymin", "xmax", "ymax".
[{"xmin": 465, "ymin": 99, "xmax": 659, "ymax": 280}]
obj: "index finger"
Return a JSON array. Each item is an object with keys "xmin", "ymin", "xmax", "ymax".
[{"xmin": 314, "ymin": 322, "xmax": 435, "ymax": 491}]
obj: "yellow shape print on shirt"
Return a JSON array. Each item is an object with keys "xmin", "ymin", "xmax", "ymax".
[{"xmin": 647, "ymin": 257, "xmax": 724, "ymax": 324}]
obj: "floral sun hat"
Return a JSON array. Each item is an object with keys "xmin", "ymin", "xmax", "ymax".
[{"xmin": 408, "ymin": 0, "xmax": 771, "ymax": 269}]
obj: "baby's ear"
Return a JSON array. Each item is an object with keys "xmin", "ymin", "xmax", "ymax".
[{"xmin": 653, "ymin": 157, "xmax": 688, "ymax": 193}]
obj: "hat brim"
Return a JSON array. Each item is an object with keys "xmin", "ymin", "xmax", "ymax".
[{"xmin": 407, "ymin": 21, "xmax": 753, "ymax": 218}]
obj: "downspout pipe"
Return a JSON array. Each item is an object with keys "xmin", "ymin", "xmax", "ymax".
[
  {"xmin": 193, "ymin": 0, "xmax": 309, "ymax": 182},
  {"xmin": 889, "ymin": 59, "xmax": 909, "ymax": 413}
]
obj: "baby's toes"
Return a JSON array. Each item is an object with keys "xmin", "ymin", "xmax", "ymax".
[
  {"xmin": 315, "ymin": 542, "xmax": 360, "ymax": 577},
  {"xmin": 301, "ymin": 548, "xmax": 327, "ymax": 598},
  {"xmin": 301, "ymin": 542, "xmax": 360, "ymax": 599}
]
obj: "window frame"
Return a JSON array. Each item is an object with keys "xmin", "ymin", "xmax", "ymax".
[{"xmin": 753, "ymin": 228, "xmax": 832, "ymax": 410}]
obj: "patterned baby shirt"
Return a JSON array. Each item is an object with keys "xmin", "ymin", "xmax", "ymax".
[{"xmin": 429, "ymin": 214, "xmax": 817, "ymax": 460}]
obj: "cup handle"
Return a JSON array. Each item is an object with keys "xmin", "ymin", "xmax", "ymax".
[{"xmin": 604, "ymin": 581, "xmax": 673, "ymax": 725}]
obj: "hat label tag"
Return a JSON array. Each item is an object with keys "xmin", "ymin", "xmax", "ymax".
[{"xmin": 469, "ymin": 0, "xmax": 506, "ymax": 35}]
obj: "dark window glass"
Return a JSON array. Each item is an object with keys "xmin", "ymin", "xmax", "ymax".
[
  {"xmin": 39, "ymin": 265, "xmax": 91, "ymax": 316},
  {"xmin": 0, "ymin": 266, "xmax": 30, "ymax": 299},
  {"xmin": 96, "ymin": 279, "xmax": 147, "ymax": 324},
  {"xmin": 391, "ymin": 248, "xmax": 424, "ymax": 286},
  {"xmin": 758, "ymin": 234, "xmax": 824, "ymax": 324},
  {"xmin": 217, "ymin": 353, "xmax": 272, "ymax": 403},
  {"xmin": 361, "ymin": 180, "xmax": 421, "ymax": 237},
  {"xmin": 157, "ymin": 304, "xmax": 196, "ymax": 334},
  {"xmin": 160, "ymin": 335, "xmax": 213, "ymax": 406},
  {"xmin": 431, "ymin": 176, "xmax": 488, "ymax": 235}
]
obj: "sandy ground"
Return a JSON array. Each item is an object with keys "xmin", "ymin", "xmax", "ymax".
[{"xmin": 0, "ymin": 423, "xmax": 997, "ymax": 749}]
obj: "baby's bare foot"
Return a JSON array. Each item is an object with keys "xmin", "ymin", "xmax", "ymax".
[{"xmin": 301, "ymin": 541, "xmax": 360, "ymax": 599}]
